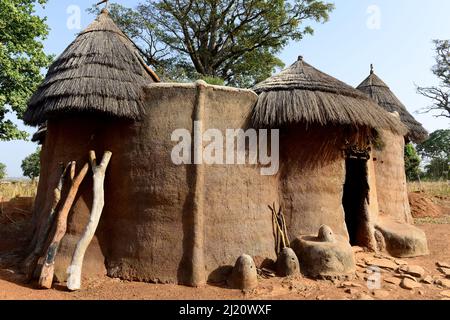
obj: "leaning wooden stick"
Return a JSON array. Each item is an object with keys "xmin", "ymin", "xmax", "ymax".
[
  {"xmin": 67, "ymin": 150, "xmax": 112, "ymax": 291},
  {"xmin": 38, "ymin": 161, "xmax": 89, "ymax": 289},
  {"xmin": 23, "ymin": 162, "xmax": 71, "ymax": 280}
]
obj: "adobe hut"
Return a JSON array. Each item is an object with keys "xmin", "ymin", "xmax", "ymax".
[
  {"xmin": 357, "ymin": 66, "xmax": 429, "ymax": 257},
  {"xmin": 22, "ymin": 10, "xmax": 428, "ymax": 288},
  {"xmin": 252, "ymin": 56, "xmax": 405, "ymax": 253},
  {"xmin": 23, "ymin": 10, "xmax": 278, "ymax": 287}
]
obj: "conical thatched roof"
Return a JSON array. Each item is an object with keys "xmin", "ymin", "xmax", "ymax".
[
  {"xmin": 357, "ymin": 66, "xmax": 428, "ymax": 142},
  {"xmin": 252, "ymin": 57, "xmax": 405, "ymax": 135},
  {"xmin": 24, "ymin": 9, "xmax": 160, "ymax": 126}
]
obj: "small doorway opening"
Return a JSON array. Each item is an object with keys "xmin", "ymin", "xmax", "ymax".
[{"xmin": 342, "ymin": 154, "xmax": 371, "ymax": 247}]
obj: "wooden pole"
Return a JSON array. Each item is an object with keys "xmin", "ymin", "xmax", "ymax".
[
  {"xmin": 38, "ymin": 162, "xmax": 89, "ymax": 289},
  {"xmin": 67, "ymin": 151, "xmax": 112, "ymax": 291},
  {"xmin": 23, "ymin": 162, "xmax": 71, "ymax": 280}
]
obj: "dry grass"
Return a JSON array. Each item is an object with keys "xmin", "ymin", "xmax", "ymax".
[
  {"xmin": 408, "ymin": 180, "xmax": 450, "ymax": 225},
  {"xmin": 407, "ymin": 180, "xmax": 450, "ymax": 197},
  {"xmin": 415, "ymin": 216, "xmax": 450, "ymax": 225},
  {"xmin": 0, "ymin": 181, "xmax": 38, "ymax": 203}
]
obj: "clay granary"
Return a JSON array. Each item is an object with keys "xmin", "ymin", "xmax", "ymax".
[{"xmin": 22, "ymin": 10, "xmax": 429, "ymax": 286}]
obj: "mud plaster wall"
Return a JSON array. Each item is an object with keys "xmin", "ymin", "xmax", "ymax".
[
  {"xmin": 278, "ymin": 126, "xmax": 350, "ymax": 241},
  {"xmin": 31, "ymin": 83, "xmax": 277, "ymax": 285},
  {"xmin": 200, "ymin": 86, "xmax": 278, "ymax": 282},
  {"xmin": 373, "ymin": 130, "xmax": 413, "ymax": 224}
]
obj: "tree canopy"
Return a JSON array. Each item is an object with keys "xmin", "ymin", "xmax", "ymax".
[
  {"xmin": 404, "ymin": 143, "xmax": 421, "ymax": 181},
  {"xmin": 0, "ymin": 0, "xmax": 52, "ymax": 141},
  {"xmin": 95, "ymin": 0, "xmax": 334, "ymax": 87},
  {"xmin": 416, "ymin": 129, "xmax": 450, "ymax": 180},
  {"xmin": 0, "ymin": 162, "xmax": 6, "ymax": 180},
  {"xmin": 21, "ymin": 147, "xmax": 40, "ymax": 180},
  {"xmin": 417, "ymin": 40, "xmax": 450, "ymax": 119}
]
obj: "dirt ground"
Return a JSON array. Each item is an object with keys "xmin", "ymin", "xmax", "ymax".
[{"xmin": 0, "ymin": 222, "xmax": 449, "ymax": 300}]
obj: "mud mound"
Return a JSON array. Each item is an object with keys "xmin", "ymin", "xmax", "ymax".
[{"xmin": 409, "ymin": 192, "xmax": 443, "ymax": 218}]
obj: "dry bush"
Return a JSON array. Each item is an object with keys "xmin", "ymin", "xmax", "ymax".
[
  {"xmin": 0, "ymin": 180, "xmax": 38, "ymax": 202},
  {"xmin": 0, "ymin": 181, "xmax": 37, "ymax": 225},
  {"xmin": 408, "ymin": 180, "xmax": 450, "ymax": 197}
]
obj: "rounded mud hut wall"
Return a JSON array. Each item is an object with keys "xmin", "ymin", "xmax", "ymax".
[
  {"xmin": 32, "ymin": 83, "xmax": 277, "ymax": 286},
  {"xmin": 373, "ymin": 130, "xmax": 413, "ymax": 224},
  {"xmin": 278, "ymin": 126, "xmax": 350, "ymax": 240}
]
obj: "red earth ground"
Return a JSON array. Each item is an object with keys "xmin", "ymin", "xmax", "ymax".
[{"xmin": 0, "ymin": 193, "xmax": 449, "ymax": 300}]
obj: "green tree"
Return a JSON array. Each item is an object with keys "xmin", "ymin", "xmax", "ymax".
[
  {"xmin": 93, "ymin": 0, "xmax": 334, "ymax": 87},
  {"xmin": 0, "ymin": 0, "xmax": 53, "ymax": 141},
  {"xmin": 0, "ymin": 162, "xmax": 6, "ymax": 180},
  {"xmin": 404, "ymin": 143, "xmax": 421, "ymax": 181},
  {"xmin": 21, "ymin": 147, "xmax": 40, "ymax": 180},
  {"xmin": 416, "ymin": 129, "xmax": 450, "ymax": 180},
  {"xmin": 417, "ymin": 40, "xmax": 450, "ymax": 118},
  {"xmin": 424, "ymin": 158, "xmax": 449, "ymax": 180}
]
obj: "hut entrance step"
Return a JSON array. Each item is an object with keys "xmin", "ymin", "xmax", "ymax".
[{"xmin": 342, "ymin": 157, "xmax": 371, "ymax": 247}]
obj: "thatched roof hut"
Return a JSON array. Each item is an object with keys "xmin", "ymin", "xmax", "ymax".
[
  {"xmin": 357, "ymin": 66, "xmax": 428, "ymax": 143},
  {"xmin": 252, "ymin": 56, "xmax": 405, "ymax": 135},
  {"xmin": 24, "ymin": 9, "xmax": 159, "ymax": 126}
]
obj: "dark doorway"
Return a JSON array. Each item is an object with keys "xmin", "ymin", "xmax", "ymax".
[{"xmin": 342, "ymin": 157, "xmax": 370, "ymax": 246}]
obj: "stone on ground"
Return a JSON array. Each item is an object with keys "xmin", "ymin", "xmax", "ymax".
[
  {"xmin": 435, "ymin": 279, "xmax": 450, "ymax": 289},
  {"xmin": 437, "ymin": 262, "xmax": 450, "ymax": 269},
  {"xmin": 340, "ymin": 281, "xmax": 362, "ymax": 288},
  {"xmin": 438, "ymin": 267, "xmax": 450, "ymax": 277},
  {"xmin": 345, "ymin": 288, "xmax": 358, "ymax": 295},
  {"xmin": 422, "ymin": 275, "xmax": 434, "ymax": 284},
  {"xmin": 384, "ymin": 277, "xmax": 402, "ymax": 286},
  {"xmin": 402, "ymin": 265, "xmax": 426, "ymax": 278},
  {"xmin": 366, "ymin": 258, "xmax": 398, "ymax": 270},
  {"xmin": 401, "ymin": 277, "xmax": 422, "ymax": 290}
]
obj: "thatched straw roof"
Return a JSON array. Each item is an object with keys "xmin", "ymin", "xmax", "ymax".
[
  {"xmin": 252, "ymin": 57, "xmax": 405, "ymax": 135},
  {"xmin": 31, "ymin": 124, "xmax": 47, "ymax": 145},
  {"xmin": 357, "ymin": 66, "xmax": 428, "ymax": 142},
  {"xmin": 24, "ymin": 9, "xmax": 160, "ymax": 126}
]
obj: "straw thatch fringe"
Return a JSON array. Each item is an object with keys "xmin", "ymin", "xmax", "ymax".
[
  {"xmin": 252, "ymin": 57, "xmax": 406, "ymax": 136},
  {"xmin": 253, "ymin": 89, "xmax": 405, "ymax": 135},
  {"xmin": 357, "ymin": 72, "xmax": 428, "ymax": 143},
  {"xmin": 24, "ymin": 9, "xmax": 159, "ymax": 126}
]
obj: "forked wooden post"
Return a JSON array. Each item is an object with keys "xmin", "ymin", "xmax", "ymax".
[
  {"xmin": 23, "ymin": 162, "xmax": 71, "ymax": 280},
  {"xmin": 67, "ymin": 150, "xmax": 112, "ymax": 291},
  {"xmin": 38, "ymin": 162, "xmax": 89, "ymax": 289}
]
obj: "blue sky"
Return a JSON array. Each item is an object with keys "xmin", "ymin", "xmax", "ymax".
[{"xmin": 1, "ymin": 0, "xmax": 449, "ymax": 177}]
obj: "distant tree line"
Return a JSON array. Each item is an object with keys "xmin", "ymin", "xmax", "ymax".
[{"xmin": 0, "ymin": 147, "xmax": 40, "ymax": 181}]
